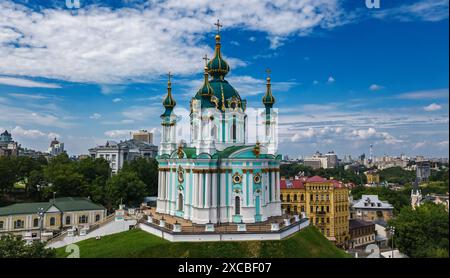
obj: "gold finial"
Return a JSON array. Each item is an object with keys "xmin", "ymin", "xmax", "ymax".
[
  {"xmin": 202, "ymin": 54, "xmax": 209, "ymax": 69},
  {"xmin": 266, "ymin": 68, "xmax": 271, "ymax": 82},
  {"xmin": 168, "ymin": 71, "xmax": 173, "ymax": 86},
  {"xmin": 214, "ymin": 19, "xmax": 223, "ymax": 34}
]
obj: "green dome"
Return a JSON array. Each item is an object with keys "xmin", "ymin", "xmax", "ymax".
[
  {"xmin": 161, "ymin": 79, "xmax": 176, "ymax": 117},
  {"xmin": 262, "ymin": 77, "xmax": 275, "ymax": 108},
  {"xmin": 207, "ymin": 34, "xmax": 230, "ymax": 79}
]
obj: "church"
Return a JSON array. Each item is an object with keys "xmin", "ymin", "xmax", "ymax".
[{"xmin": 156, "ymin": 21, "xmax": 282, "ymax": 224}]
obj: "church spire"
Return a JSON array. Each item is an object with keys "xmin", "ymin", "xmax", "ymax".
[
  {"xmin": 207, "ymin": 19, "xmax": 230, "ymax": 79},
  {"xmin": 262, "ymin": 68, "xmax": 275, "ymax": 109},
  {"xmin": 162, "ymin": 72, "xmax": 176, "ymax": 117},
  {"xmin": 198, "ymin": 54, "xmax": 214, "ymax": 97}
]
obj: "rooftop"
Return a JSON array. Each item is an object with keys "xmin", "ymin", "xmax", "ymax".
[
  {"xmin": 352, "ymin": 195, "xmax": 394, "ymax": 210},
  {"xmin": 0, "ymin": 197, "xmax": 105, "ymax": 216}
]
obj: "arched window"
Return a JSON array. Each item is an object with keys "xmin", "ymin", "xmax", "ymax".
[
  {"xmin": 178, "ymin": 193, "xmax": 184, "ymax": 212},
  {"xmin": 293, "ymin": 194, "xmax": 297, "ymax": 201},
  {"xmin": 287, "ymin": 194, "xmax": 291, "ymax": 202},
  {"xmin": 232, "ymin": 116, "xmax": 237, "ymax": 141},
  {"xmin": 235, "ymin": 196, "xmax": 241, "ymax": 215},
  {"xmin": 33, "ymin": 218, "xmax": 39, "ymax": 227},
  {"xmin": 211, "ymin": 124, "xmax": 217, "ymax": 139},
  {"xmin": 14, "ymin": 220, "xmax": 24, "ymax": 229},
  {"xmin": 300, "ymin": 194, "xmax": 304, "ymax": 201},
  {"xmin": 65, "ymin": 216, "xmax": 71, "ymax": 225},
  {"xmin": 50, "ymin": 217, "xmax": 56, "ymax": 226},
  {"xmin": 79, "ymin": 215, "xmax": 87, "ymax": 224},
  {"xmin": 95, "ymin": 214, "xmax": 100, "ymax": 222}
]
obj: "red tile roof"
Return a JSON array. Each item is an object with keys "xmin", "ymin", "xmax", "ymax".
[
  {"xmin": 306, "ymin": 176, "xmax": 327, "ymax": 183},
  {"xmin": 281, "ymin": 176, "xmax": 348, "ymax": 189},
  {"xmin": 280, "ymin": 179, "xmax": 305, "ymax": 189}
]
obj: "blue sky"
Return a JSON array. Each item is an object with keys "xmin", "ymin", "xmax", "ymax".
[{"xmin": 0, "ymin": 0, "xmax": 448, "ymax": 158}]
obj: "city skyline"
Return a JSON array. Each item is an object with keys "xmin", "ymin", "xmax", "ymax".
[{"xmin": 0, "ymin": 0, "xmax": 448, "ymax": 158}]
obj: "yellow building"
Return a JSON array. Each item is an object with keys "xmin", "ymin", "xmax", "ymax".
[
  {"xmin": 365, "ymin": 170, "xmax": 380, "ymax": 185},
  {"xmin": 0, "ymin": 197, "xmax": 107, "ymax": 240},
  {"xmin": 280, "ymin": 176, "xmax": 350, "ymax": 246}
]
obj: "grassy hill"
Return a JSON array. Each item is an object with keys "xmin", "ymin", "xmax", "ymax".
[{"xmin": 55, "ymin": 226, "xmax": 350, "ymax": 258}]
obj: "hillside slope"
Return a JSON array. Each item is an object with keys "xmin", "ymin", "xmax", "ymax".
[{"xmin": 56, "ymin": 226, "xmax": 350, "ymax": 258}]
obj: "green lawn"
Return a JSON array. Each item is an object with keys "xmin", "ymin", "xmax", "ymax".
[{"xmin": 56, "ymin": 226, "xmax": 351, "ymax": 258}]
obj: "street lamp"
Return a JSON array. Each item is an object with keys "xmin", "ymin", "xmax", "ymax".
[
  {"xmin": 37, "ymin": 207, "xmax": 45, "ymax": 241},
  {"xmin": 389, "ymin": 226, "xmax": 395, "ymax": 258}
]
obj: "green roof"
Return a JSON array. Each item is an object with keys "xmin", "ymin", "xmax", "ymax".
[{"xmin": 0, "ymin": 197, "xmax": 105, "ymax": 216}]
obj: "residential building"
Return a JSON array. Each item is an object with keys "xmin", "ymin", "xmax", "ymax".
[
  {"xmin": 351, "ymin": 195, "xmax": 394, "ymax": 223},
  {"xmin": 0, "ymin": 130, "xmax": 19, "ymax": 157},
  {"xmin": 364, "ymin": 170, "xmax": 380, "ymax": 186},
  {"xmin": 133, "ymin": 129, "xmax": 154, "ymax": 144},
  {"xmin": 416, "ymin": 161, "xmax": 431, "ymax": 182},
  {"xmin": 48, "ymin": 137, "xmax": 65, "ymax": 157},
  {"xmin": 303, "ymin": 151, "xmax": 338, "ymax": 169},
  {"xmin": 0, "ymin": 197, "xmax": 106, "ymax": 240},
  {"xmin": 89, "ymin": 139, "xmax": 158, "ymax": 174},
  {"xmin": 349, "ymin": 219, "xmax": 376, "ymax": 249},
  {"xmin": 280, "ymin": 175, "xmax": 350, "ymax": 246}
]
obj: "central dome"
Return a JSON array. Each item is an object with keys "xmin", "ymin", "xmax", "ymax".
[{"xmin": 193, "ymin": 33, "xmax": 245, "ymax": 111}]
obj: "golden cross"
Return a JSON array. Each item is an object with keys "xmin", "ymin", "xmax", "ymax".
[
  {"xmin": 202, "ymin": 54, "xmax": 209, "ymax": 66},
  {"xmin": 168, "ymin": 71, "xmax": 173, "ymax": 82},
  {"xmin": 266, "ymin": 68, "xmax": 271, "ymax": 78},
  {"xmin": 214, "ymin": 19, "xmax": 223, "ymax": 34}
]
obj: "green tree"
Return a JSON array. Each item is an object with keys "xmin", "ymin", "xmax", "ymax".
[
  {"xmin": 379, "ymin": 166, "xmax": 415, "ymax": 185},
  {"xmin": 389, "ymin": 203, "xmax": 449, "ymax": 258},
  {"xmin": 0, "ymin": 234, "xmax": 56, "ymax": 258},
  {"xmin": 106, "ymin": 170, "xmax": 147, "ymax": 208},
  {"xmin": 122, "ymin": 158, "xmax": 158, "ymax": 196},
  {"xmin": 0, "ymin": 156, "xmax": 17, "ymax": 194}
]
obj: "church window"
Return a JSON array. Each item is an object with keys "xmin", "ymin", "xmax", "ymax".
[
  {"xmin": 50, "ymin": 217, "xmax": 56, "ymax": 226},
  {"xmin": 235, "ymin": 196, "xmax": 241, "ymax": 215},
  {"xmin": 178, "ymin": 193, "xmax": 184, "ymax": 211},
  {"xmin": 232, "ymin": 116, "xmax": 237, "ymax": 141}
]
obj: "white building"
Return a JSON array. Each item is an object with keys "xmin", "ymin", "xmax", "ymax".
[
  {"xmin": 48, "ymin": 138, "xmax": 65, "ymax": 157},
  {"xmin": 89, "ymin": 139, "xmax": 158, "ymax": 174}
]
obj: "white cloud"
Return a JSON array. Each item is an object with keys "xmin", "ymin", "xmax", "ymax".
[
  {"xmin": 12, "ymin": 126, "xmax": 59, "ymax": 139},
  {"xmin": 327, "ymin": 76, "xmax": 335, "ymax": 83},
  {"xmin": 397, "ymin": 88, "xmax": 449, "ymax": 100},
  {"xmin": 312, "ymin": 80, "xmax": 319, "ymax": 85},
  {"xmin": 424, "ymin": 103, "xmax": 442, "ymax": 111},
  {"xmin": 372, "ymin": 0, "xmax": 449, "ymax": 22},
  {"xmin": 9, "ymin": 93, "xmax": 48, "ymax": 100},
  {"xmin": 0, "ymin": 0, "xmax": 347, "ymax": 83},
  {"xmin": 104, "ymin": 129, "xmax": 133, "ymax": 139},
  {"xmin": 249, "ymin": 36, "xmax": 257, "ymax": 42},
  {"xmin": 112, "ymin": 98, "xmax": 122, "ymax": 103},
  {"xmin": 89, "ymin": 113, "xmax": 102, "ymax": 120},
  {"xmin": 0, "ymin": 76, "xmax": 60, "ymax": 88},
  {"xmin": 369, "ymin": 84, "xmax": 384, "ymax": 91}
]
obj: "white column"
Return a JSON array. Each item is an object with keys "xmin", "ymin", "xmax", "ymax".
[
  {"xmin": 193, "ymin": 172, "xmax": 198, "ymax": 207},
  {"xmin": 158, "ymin": 170, "xmax": 162, "ymax": 200},
  {"xmin": 249, "ymin": 170, "xmax": 254, "ymax": 205},
  {"xmin": 243, "ymin": 170, "xmax": 247, "ymax": 207},
  {"xmin": 228, "ymin": 171, "xmax": 233, "ymax": 207},
  {"xmin": 276, "ymin": 170, "xmax": 281, "ymax": 202},
  {"xmin": 220, "ymin": 172, "xmax": 226, "ymax": 207},
  {"xmin": 271, "ymin": 170, "xmax": 276, "ymax": 203},
  {"xmin": 270, "ymin": 171, "xmax": 275, "ymax": 202},
  {"xmin": 205, "ymin": 171, "xmax": 211, "ymax": 208},
  {"xmin": 171, "ymin": 169, "xmax": 176, "ymax": 203},
  {"xmin": 199, "ymin": 172, "xmax": 204, "ymax": 208},
  {"xmin": 185, "ymin": 170, "xmax": 190, "ymax": 207},
  {"xmin": 212, "ymin": 172, "xmax": 217, "ymax": 208}
]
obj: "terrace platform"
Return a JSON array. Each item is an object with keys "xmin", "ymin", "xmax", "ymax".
[{"xmin": 138, "ymin": 207, "xmax": 309, "ymax": 242}]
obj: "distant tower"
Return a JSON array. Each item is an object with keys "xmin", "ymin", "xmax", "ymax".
[
  {"xmin": 159, "ymin": 72, "xmax": 178, "ymax": 156},
  {"xmin": 411, "ymin": 178, "xmax": 422, "ymax": 209},
  {"xmin": 369, "ymin": 144, "xmax": 373, "ymax": 163}
]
